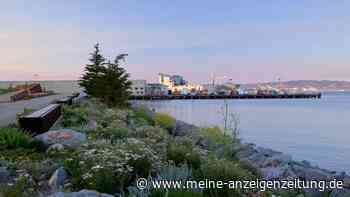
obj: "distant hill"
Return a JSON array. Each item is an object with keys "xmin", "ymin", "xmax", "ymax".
[{"xmin": 242, "ymin": 80, "xmax": 350, "ymax": 92}]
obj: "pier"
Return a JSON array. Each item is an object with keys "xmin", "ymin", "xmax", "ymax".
[{"xmin": 129, "ymin": 93, "xmax": 322, "ymax": 100}]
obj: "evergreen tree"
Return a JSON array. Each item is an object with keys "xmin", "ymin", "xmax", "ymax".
[
  {"xmin": 80, "ymin": 44, "xmax": 131, "ymax": 107},
  {"xmin": 79, "ymin": 43, "xmax": 106, "ymax": 97},
  {"xmin": 100, "ymin": 54, "xmax": 131, "ymax": 106}
]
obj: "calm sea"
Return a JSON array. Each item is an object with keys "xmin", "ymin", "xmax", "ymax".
[{"xmin": 139, "ymin": 92, "xmax": 350, "ymax": 173}]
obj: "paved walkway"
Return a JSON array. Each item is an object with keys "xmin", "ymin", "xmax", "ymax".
[{"xmin": 0, "ymin": 94, "xmax": 68, "ymax": 127}]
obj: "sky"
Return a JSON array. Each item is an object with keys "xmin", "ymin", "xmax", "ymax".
[{"xmin": 1, "ymin": 0, "xmax": 350, "ymax": 83}]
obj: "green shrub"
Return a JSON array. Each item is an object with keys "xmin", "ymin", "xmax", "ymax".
[
  {"xmin": 61, "ymin": 105, "xmax": 89, "ymax": 127},
  {"xmin": 83, "ymin": 168, "xmax": 119, "ymax": 194},
  {"xmin": 196, "ymin": 158, "xmax": 252, "ymax": 197},
  {"xmin": 132, "ymin": 107, "xmax": 154, "ymax": 126},
  {"xmin": 64, "ymin": 139, "xmax": 161, "ymax": 194},
  {"xmin": 0, "ymin": 176, "xmax": 36, "ymax": 197},
  {"xmin": 238, "ymin": 160, "xmax": 261, "ymax": 179},
  {"xmin": 154, "ymin": 113, "xmax": 176, "ymax": 131},
  {"xmin": 90, "ymin": 124, "xmax": 129, "ymax": 143},
  {"xmin": 0, "ymin": 127, "xmax": 44, "ymax": 150},
  {"xmin": 130, "ymin": 126, "xmax": 168, "ymax": 143},
  {"xmin": 159, "ymin": 163, "xmax": 193, "ymax": 182},
  {"xmin": 167, "ymin": 140, "xmax": 201, "ymax": 169},
  {"xmin": 200, "ymin": 127, "xmax": 237, "ymax": 160},
  {"xmin": 98, "ymin": 108, "xmax": 128, "ymax": 128},
  {"xmin": 200, "ymin": 127, "xmax": 231, "ymax": 145}
]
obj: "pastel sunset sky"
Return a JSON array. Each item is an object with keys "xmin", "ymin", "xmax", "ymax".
[{"xmin": 1, "ymin": 0, "xmax": 350, "ymax": 83}]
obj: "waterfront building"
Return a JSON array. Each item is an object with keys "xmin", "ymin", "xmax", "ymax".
[
  {"xmin": 158, "ymin": 73, "xmax": 173, "ymax": 87},
  {"xmin": 146, "ymin": 83, "xmax": 169, "ymax": 96},
  {"xmin": 158, "ymin": 73, "xmax": 187, "ymax": 88},
  {"xmin": 131, "ymin": 80, "xmax": 147, "ymax": 96},
  {"xmin": 171, "ymin": 75, "xmax": 186, "ymax": 86}
]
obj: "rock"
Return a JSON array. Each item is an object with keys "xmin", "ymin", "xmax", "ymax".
[
  {"xmin": 262, "ymin": 153, "xmax": 292, "ymax": 167},
  {"xmin": 171, "ymin": 120, "xmax": 200, "ymax": 137},
  {"xmin": 0, "ymin": 167, "xmax": 10, "ymax": 183},
  {"xmin": 47, "ymin": 143, "xmax": 65, "ymax": 152},
  {"xmin": 237, "ymin": 143, "xmax": 258, "ymax": 159},
  {"xmin": 292, "ymin": 164, "xmax": 332, "ymax": 180},
  {"xmin": 35, "ymin": 129, "xmax": 87, "ymax": 148},
  {"xmin": 48, "ymin": 167, "xmax": 68, "ymax": 190},
  {"xmin": 87, "ymin": 120, "xmax": 98, "ymax": 130},
  {"xmin": 48, "ymin": 189, "xmax": 114, "ymax": 197},
  {"xmin": 330, "ymin": 188, "xmax": 350, "ymax": 197},
  {"xmin": 261, "ymin": 164, "xmax": 298, "ymax": 180},
  {"xmin": 256, "ymin": 147, "xmax": 281, "ymax": 157}
]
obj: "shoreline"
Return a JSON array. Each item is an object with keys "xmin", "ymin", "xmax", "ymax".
[{"xmin": 166, "ymin": 116, "xmax": 350, "ymax": 195}]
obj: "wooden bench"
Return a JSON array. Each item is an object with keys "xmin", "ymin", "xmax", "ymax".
[
  {"xmin": 19, "ymin": 104, "xmax": 61, "ymax": 135},
  {"xmin": 56, "ymin": 96, "xmax": 74, "ymax": 105}
]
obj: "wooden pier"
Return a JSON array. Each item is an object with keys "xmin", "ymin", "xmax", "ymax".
[{"xmin": 129, "ymin": 93, "xmax": 322, "ymax": 100}]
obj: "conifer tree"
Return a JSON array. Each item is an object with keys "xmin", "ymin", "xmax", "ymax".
[
  {"xmin": 79, "ymin": 43, "xmax": 105, "ymax": 97},
  {"xmin": 80, "ymin": 44, "xmax": 131, "ymax": 107},
  {"xmin": 101, "ymin": 55, "xmax": 132, "ymax": 106}
]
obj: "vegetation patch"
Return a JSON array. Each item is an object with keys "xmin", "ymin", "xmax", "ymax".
[
  {"xmin": 131, "ymin": 107, "xmax": 155, "ymax": 126},
  {"xmin": 0, "ymin": 127, "xmax": 44, "ymax": 151},
  {"xmin": 167, "ymin": 139, "xmax": 202, "ymax": 169},
  {"xmin": 154, "ymin": 112, "xmax": 176, "ymax": 131},
  {"xmin": 61, "ymin": 104, "xmax": 89, "ymax": 128},
  {"xmin": 64, "ymin": 139, "xmax": 161, "ymax": 194},
  {"xmin": 196, "ymin": 158, "xmax": 253, "ymax": 196}
]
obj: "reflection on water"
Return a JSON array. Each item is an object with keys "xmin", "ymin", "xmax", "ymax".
[{"xmin": 138, "ymin": 92, "xmax": 350, "ymax": 173}]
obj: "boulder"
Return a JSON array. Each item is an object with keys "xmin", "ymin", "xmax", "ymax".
[
  {"xmin": 0, "ymin": 167, "xmax": 10, "ymax": 183},
  {"xmin": 292, "ymin": 164, "xmax": 332, "ymax": 180},
  {"xmin": 262, "ymin": 153, "xmax": 292, "ymax": 167},
  {"xmin": 171, "ymin": 120, "xmax": 200, "ymax": 137},
  {"xmin": 48, "ymin": 189, "xmax": 114, "ymax": 197},
  {"xmin": 261, "ymin": 164, "xmax": 297, "ymax": 180},
  {"xmin": 35, "ymin": 129, "xmax": 86, "ymax": 148},
  {"xmin": 330, "ymin": 188, "xmax": 350, "ymax": 197},
  {"xmin": 87, "ymin": 120, "xmax": 98, "ymax": 130},
  {"xmin": 48, "ymin": 167, "xmax": 68, "ymax": 190},
  {"xmin": 47, "ymin": 143, "xmax": 65, "ymax": 152}
]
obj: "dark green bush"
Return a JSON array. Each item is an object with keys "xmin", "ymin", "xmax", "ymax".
[
  {"xmin": 64, "ymin": 157, "xmax": 121, "ymax": 194},
  {"xmin": 200, "ymin": 127, "xmax": 231, "ymax": 145},
  {"xmin": 196, "ymin": 158, "xmax": 251, "ymax": 197},
  {"xmin": 200, "ymin": 127, "xmax": 237, "ymax": 160},
  {"xmin": 0, "ymin": 176, "xmax": 36, "ymax": 197},
  {"xmin": 154, "ymin": 113, "xmax": 176, "ymax": 131},
  {"xmin": 132, "ymin": 107, "xmax": 154, "ymax": 125},
  {"xmin": 0, "ymin": 127, "xmax": 44, "ymax": 150},
  {"xmin": 90, "ymin": 125, "xmax": 129, "ymax": 143},
  {"xmin": 61, "ymin": 105, "xmax": 89, "ymax": 127},
  {"xmin": 167, "ymin": 140, "xmax": 201, "ymax": 169}
]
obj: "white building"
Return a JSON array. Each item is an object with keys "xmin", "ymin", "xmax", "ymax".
[
  {"xmin": 158, "ymin": 73, "xmax": 173, "ymax": 87},
  {"xmin": 131, "ymin": 80, "xmax": 147, "ymax": 96},
  {"xmin": 146, "ymin": 83, "xmax": 169, "ymax": 96}
]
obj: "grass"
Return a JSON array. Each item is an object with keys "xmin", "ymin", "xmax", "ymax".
[{"xmin": 0, "ymin": 127, "xmax": 44, "ymax": 151}]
